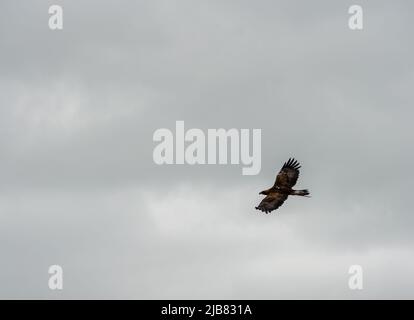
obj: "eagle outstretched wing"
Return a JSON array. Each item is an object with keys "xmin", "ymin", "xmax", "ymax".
[
  {"xmin": 273, "ymin": 158, "xmax": 301, "ymax": 189},
  {"xmin": 255, "ymin": 192, "xmax": 288, "ymax": 214}
]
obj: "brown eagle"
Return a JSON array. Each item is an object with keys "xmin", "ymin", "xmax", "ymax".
[{"xmin": 255, "ymin": 158, "xmax": 310, "ymax": 214}]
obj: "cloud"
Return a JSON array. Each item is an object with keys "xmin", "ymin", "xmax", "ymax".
[{"xmin": 0, "ymin": 0, "xmax": 413, "ymax": 298}]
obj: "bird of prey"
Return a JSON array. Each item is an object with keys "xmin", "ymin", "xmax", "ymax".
[{"xmin": 255, "ymin": 158, "xmax": 309, "ymax": 214}]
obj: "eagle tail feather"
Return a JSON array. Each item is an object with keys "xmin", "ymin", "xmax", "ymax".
[{"xmin": 292, "ymin": 189, "xmax": 310, "ymax": 196}]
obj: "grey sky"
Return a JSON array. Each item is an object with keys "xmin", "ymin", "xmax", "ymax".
[{"xmin": 0, "ymin": 0, "xmax": 413, "ymax": 299}]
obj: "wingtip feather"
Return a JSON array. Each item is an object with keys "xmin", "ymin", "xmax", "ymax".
[{"xmin": 283, "ymin": 157, "xmax": 301, "ymax": 170}]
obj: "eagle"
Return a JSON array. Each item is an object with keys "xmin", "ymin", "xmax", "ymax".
[{"xmin": 255, "ymin": 158, "xmax": 310, "ymax": 214}]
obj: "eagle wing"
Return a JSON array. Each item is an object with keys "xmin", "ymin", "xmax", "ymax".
[
  {"xmin": 255, "ymin": 192, "xmax": 288, "ymax": 214},
  {"xmin": 274, "ymin": 158, "xmax": 301, "ymax": 189}
]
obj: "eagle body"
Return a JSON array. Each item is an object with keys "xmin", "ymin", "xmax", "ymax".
[{"xmin": 255, "ymin": 158, "xmax": 309, "ymax": 214}]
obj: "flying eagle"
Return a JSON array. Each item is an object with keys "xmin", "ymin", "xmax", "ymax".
[{"xmin": 255, "ymin": 158, "xmax": 310, "ymax": 214}]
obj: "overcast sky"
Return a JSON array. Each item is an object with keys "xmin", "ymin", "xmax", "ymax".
[{"xmin": 1, "ymin": 0, "xmax": 414, "ymax": 299}]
